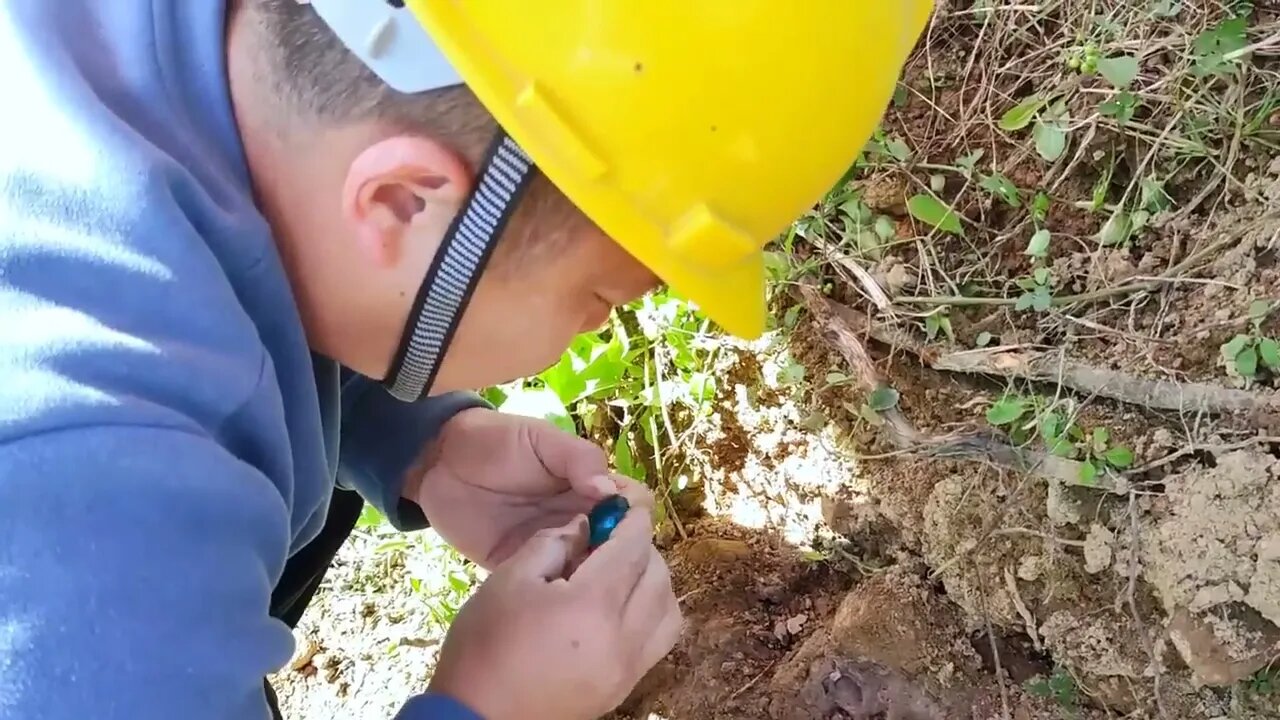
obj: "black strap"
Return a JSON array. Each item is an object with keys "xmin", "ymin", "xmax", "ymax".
[{"xmin": 384, "ymin": 132, "xmax": 536, "ymax": 401}]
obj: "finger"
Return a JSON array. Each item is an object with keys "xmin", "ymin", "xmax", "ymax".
[
  {"xmin": 611, "ymin": 475, "xmax": 656, "ymax": 512},
  {"xmin": 637, "ymin": 593, "xmax": 684, "ymax": 672},
  {"xmin": 525, "ymin": 421, "xmax": 613, "ymax": 498},
  {"xmin": 570, "ymin": 505, "xmax": 655, "ymax": 609},
  {"xmin": 502, "ymin": 515, "xmax": 590, "ymax": 582}
]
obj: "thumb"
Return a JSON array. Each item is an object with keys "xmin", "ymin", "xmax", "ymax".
[
  {"xmin": 505, "ymin": 515, "xmax": 590, "ymax": 582},
  {"xmin": 527, "ymin": 420, "xmax": 613, "ymax": 498}
]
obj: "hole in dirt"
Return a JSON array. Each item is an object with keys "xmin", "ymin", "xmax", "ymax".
[
  {"xmin": 970, "ymin": 629, "xmax": 1053, "ymax": 685},
  {"xmin": 1190, "ymin": 448, "xmax": 1219, "ymax": 468},
  {"xmin": 1257, "ymin": 246, "xmax": 1278, "ymax": 269},
  {"xmin": 1265, "ymin": 441, "xmax": 1280, "ymax": 459}
]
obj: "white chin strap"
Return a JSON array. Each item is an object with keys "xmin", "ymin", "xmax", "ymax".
[{"xmin": 305, "ymin": 0, "xmax": 538, "ymax": 400}]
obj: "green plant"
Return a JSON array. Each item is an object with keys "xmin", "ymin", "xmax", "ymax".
[
  {"xmin": 489, "ymin": 290, "xmax": 718, "ymax": 484},
  {"xmin": 1027, "ymin": 668, "xmax": 1080, "ymax": 718},
  {"xmin": 923, "ymin": 308, "xmax": 954, "ymax": 341},
  {"xmin": 1246, "ymin": 665, "xmax": 1278, "ymax": 696},
  {"xmin": 985, "ymin": 395, "xmax": 1134, "ymax": 485},
  {"xmin": 858, "ymin": 384, "xmax": 901, "ymax": 427},
  {"xmin": 1015, "ymin": 267, "xmax": 1055, "ymax": 312},
  {"xmin": 1220, "ymin": 300, "xmax": 1280, "ymax": 382},
  {"xmin": 907, "ymin": 193, "xmax": 964, "ymax": 236},
  {"xmin": 357, "ymin": 507, "xmax": 484, "ymax": 635},
  {"xmin": 999, "ymin": 95, "xmax": 1071, "ymax": 163}
]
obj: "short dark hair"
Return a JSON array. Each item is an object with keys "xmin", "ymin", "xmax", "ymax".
[{"xmin": 251, "ymin": 0, "xmax": 591, "ymax": 269}]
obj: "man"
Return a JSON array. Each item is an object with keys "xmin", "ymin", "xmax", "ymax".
[{"xmin": 0, "ymin": 1, "xmax": 928, "ymax": 719}]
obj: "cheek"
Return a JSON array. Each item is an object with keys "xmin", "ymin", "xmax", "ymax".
[{"xmin": 439, "ymin": 285, "xmax": 584, "ymax": 388}]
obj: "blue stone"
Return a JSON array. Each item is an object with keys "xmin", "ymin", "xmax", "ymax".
[{"xmin": 587, "ymin": 494, "xmax": 630, "ymax": 548}]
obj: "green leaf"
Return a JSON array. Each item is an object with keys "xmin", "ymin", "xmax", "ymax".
[
  {"xmin": 1098, "ymin": 211, "xmax": 1134, "ymax": 247},
  {"xmin": 980, "ymin": 172, "xmax": 1022, "ymax": 206},
  {"xmin": 1026, "ymin": 229, "xmax": 1052, "ymax": 258},
  {"xmin": 986, "ymin": 397, "xmax": 1027, "ymax": 426},
  {"xmin": 1140, "ymin": 176, "xmax": 1171, "ymax": 212},
  {"xmin": 976, "ymin": 331, "xmax": 993, "ymax": 348},
  {"xmin": 1222, "ymin": 334, "xmax": 1251, "ymax": 360},
  {"xmin": 1236, "ymin": 346, "xmax": 1260, "ymax": 378},
  {"xmin": 1032, "ymin": 192, "xmax": 1052, "ymax": 223},
  {"xmin": 1031, "ymin": 287, "xmax": 1053, "ymax": 312},
  {"xmin": 956, "ymin": 149, "xmax": 985, "ymax": 174},
  {"xmin": 1079, "ymin": 460, "xmax": 1099, "ymax": 486},
  {"xmin": 874, "ymin": 215, "xmax": 897, "ymax": 240},
  {"xmin": 1097, "ymin": 56, "xmax": 1140, "ymax": 88},
  {"xmin": 868, "ymin": 385, "xmax": 901, "ymax": 412},
  {"xmin": 1039, "ymin": 412, "xmax": 1063, "ymax": 442},
  {"xmin": 885, "ymin": 137, "xmax": 912, "ymax": 162},
  {"xmin": 1049, "ymin": 437, "xmax": 1077, "ymax": 458},
  {"xmin": 1249, "ymin": 299, "xmax": 1273, "ymax": 321},
  {"xmin": 1100, "ymin": 92, "xmax": 1139, "ymax": 124},
  {"xmin": 613, "ymin": 431, "xmax": 645, "ymax": 481},
  {"xmin": 1034, "ymin": 267, "xmax": 1051, "ymax": 286},
  {"xmin": 1104, "ymin": 445, "xmax": 1135, "ymax": 469},
  {"xmin": 908, "ymin": 194, "xmax": 964, "ymax": 236},
  {"xmin": 1193, "ymin": 17, "xmax": 1248, "ymax": 76},
  {"xmin": 356, "ymin": 504, "xmax": 387, "ymax": 529},
  {"xmin": 1149, "ymin": 0, "xmax": 1182, "ymax": 18},
  {"xmin": 779, "ymin": 360, "xmax": 806, "ymax": 385},
  {"xmin": 1092, "ymin": 426, "xmax": 1110, "ymax": 446},
  {"xmin": 1015, "ymin": 292, "xmax": 1037, "ymax": 312},
  {"xmin": 825, "ymin": 371, "xmax": 850, "ymax": 386},
  {"xmin": 1033, "ymin": 118, "xmax": 1067, "ymax": 161},
  {"xmin": 762, "ymin": 251, "xmax": 791, "ymax": 283},
  {"xmin": 1000, "ymin": 96, "xmax": 1047, "ymax": 131},
  {"xmin": 1259, "ymin": 338, "xmax": 1280, "ymax": 370}
]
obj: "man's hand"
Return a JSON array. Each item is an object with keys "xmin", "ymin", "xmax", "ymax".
[
  {"xmin": 408, "ymin": 408, "xmax": 652, "ymax": 569},
  {"xmin": 428, "ymin": 507, "xmax": 683, "ymax": 720}
]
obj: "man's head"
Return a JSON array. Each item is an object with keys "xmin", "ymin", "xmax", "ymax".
[{"xmin": 228, "ymin": 0, "xmax": 659, "ymax": 393}]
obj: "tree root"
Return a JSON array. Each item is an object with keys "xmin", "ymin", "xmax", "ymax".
[
  {"xmin": 797, "ymin": 284, "xmax": 1112, "ymax": 492},
  {"xmin": 822, "ymin": 296, "xmax": 1280, "ymax": 417}
]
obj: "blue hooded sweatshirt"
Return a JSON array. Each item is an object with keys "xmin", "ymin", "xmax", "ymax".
[{"xmin": 0, "ymin": 1, "xmax": 483, "ymax": 718}]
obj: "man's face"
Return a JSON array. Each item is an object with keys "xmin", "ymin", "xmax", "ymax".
[{"xmin": 430, "ymin": 215, "xmax": 660, "ymax": 394}]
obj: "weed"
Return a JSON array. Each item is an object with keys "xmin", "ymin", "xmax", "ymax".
[
  {"xmin": 1220, "ymin": 300, "xmax": 1280, "ymax": 383},
  {"xmin": 1026, "ymin": 668, "xmax": 1080, "ymax": 718},
  {"xmin": 986, "ymin": 394, "xmax": 1133, "ymax": 485},
  {"xmin": 487, "ymin": 290, "xmax": 717, "ymax": 486}
]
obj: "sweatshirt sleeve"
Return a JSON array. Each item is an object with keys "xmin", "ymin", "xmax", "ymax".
[
  {"xmin": 337, "ymin": 375, "xmax": 490, "ymax": 531},
  {"xmin": 0, "ymin": 425, "xmax": 294, "ymax": 720},
  {"xmin": 395, "ymin": 694, "xmax": 484, "ymax": 720}
]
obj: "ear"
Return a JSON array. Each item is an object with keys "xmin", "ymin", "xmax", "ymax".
[{"xmin": 341, "ymin": 136, "xmax": 473, "ymax": 268}]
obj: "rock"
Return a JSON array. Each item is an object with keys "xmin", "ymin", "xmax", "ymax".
[
  {"xmin": 883, "ymin": 263, "xmax": 911, "ymax": 297},
  {"xmin": 1046, "ymin": 480, "xmax": 1083, "ymax": 527},
  {"xmin": 859, "ymin": 175, "xmax": 908, "ymax": 215},
  {"xmin": 1167, "ymin": 605, "xmax": 1280, "ymax": 686},
  {"xmin": 1017, "ymin": 555, "xmax": 1046, "ymax": 582},
  {"xmin": 1142, "ymin": 450, "xmax": 1280, "ymax": 640},
  {"xmin": 1084, "ymin": 523, "xmax": 1115, "ymax": 575},
  {"xmin": 831, "ymin": 568, "xmax": 975, "ymax": 678},
  {"xmin": 786, "ymin": 614, "xmax": 809, "ymax": 636},
  {"xmin": 1040, "ymin": 610, "xmax": 1150, "ymax": 679},
  {"xmin": 683, "ymin": 538, "xmax": 751, "ymax": 565},
  {"xmin": 1102, "ymin": 250, "xmax": 1138, "ymax": 283}
]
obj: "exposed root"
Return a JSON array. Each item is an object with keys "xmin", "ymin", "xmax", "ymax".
[
  {"xmin": 797, "ymin": 283, "xmax": 1111, "ymax": 492},
  {"xmin": 824, "ymin": 296, "xmax": 1280, "ymax": 416}
]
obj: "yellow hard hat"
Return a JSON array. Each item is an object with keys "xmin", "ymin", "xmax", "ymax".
[{"xmin": 309, "ymin": 1, "xmax": 931, "ymax": 397}]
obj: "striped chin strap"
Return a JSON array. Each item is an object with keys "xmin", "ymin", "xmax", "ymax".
[{"xmin": 383, "ymin": 132, "xmax": 536, "ymax": 401}]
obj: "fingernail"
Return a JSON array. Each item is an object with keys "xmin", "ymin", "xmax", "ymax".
[{"xmin": 589, "ymin": 474, "xmax": 615, "ymax": 495}]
